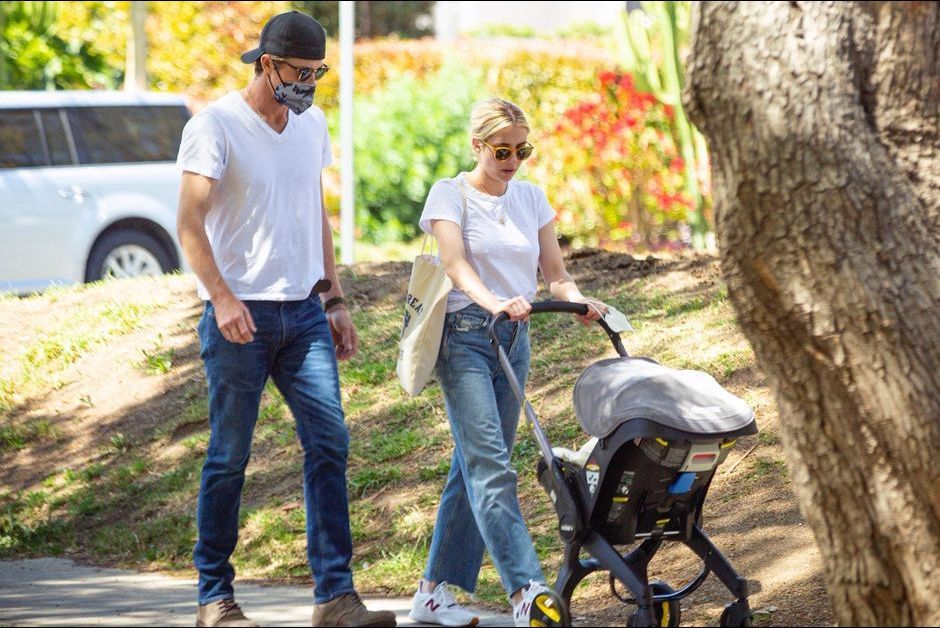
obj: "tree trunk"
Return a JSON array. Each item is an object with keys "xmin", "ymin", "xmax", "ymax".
[{"xmin": 684, "ymin": 2, "xmax": 939, "ymax": 626}]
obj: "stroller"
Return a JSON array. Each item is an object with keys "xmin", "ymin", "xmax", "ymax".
[{"xmin": 488, "ymin": 301, "xmax": 757, "ymax": 627}]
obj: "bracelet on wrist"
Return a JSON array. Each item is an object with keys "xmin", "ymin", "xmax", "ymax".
[{"xmin": 323, "ymin": 296, "xmax": 346, "ymax": 312}]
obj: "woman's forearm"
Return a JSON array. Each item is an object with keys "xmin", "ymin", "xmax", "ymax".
[
  {"xmin": 548, "ymin": 272, "xmax": 584, "ymax": 302},
  {"xmin": 443, "ymin": 257, "xmax": 503, "ymax": 313}
]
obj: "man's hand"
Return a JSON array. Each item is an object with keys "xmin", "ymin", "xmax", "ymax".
[
  {"xmin": 212, "ymin": 293, "xmax": 257, "ymax": 344},
  {"xmin": 327, "ymin": 307, "xmax": 358, "ymax": 360}
]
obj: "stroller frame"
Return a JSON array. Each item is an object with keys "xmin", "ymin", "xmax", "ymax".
[{"xmin": 487, "ymin": 301, "xmax": 754, "ymax": 627}]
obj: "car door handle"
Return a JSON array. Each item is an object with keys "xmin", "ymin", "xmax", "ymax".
[{"xmin": 57, "ymin": 186, "xmax": 86, "ymax": 203}]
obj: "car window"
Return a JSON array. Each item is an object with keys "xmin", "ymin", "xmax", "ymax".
[
  {"xmin": 66, "ymin": 105, "xmax": 190, "ymax": 165},
  {"xmin": 0, "ymin": 109, "xmax": 47, "ymax": 169},
  {"xmin": 39, "ymin": 109, "xmax": 74, "ymax": 166}
]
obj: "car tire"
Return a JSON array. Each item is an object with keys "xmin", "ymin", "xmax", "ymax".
[{"xmin": 85, "ymin": 229, "xmax": 175, "ymax": 282}]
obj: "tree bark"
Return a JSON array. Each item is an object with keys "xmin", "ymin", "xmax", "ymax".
[{"xmin": 684, "ymin": 2, "xmax": 939, "ymax": 626}]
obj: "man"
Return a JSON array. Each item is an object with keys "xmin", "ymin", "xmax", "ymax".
[{"xmin": 176, "ymin": 11, "xmax": 395, "ymax": 628}]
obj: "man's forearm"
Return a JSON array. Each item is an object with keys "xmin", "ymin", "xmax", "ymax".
[
  {"xmin": 178, "ymin": 214, "xmax": 232, "ymax": 303},
  {"xmin": 319, "ymin": 184, "xmax": 344, "ymax": 303}
]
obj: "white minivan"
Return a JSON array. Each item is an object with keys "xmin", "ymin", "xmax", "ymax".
[{"xmin": 0, "ymin": 90, "xmax": 191, "ymax": 294}]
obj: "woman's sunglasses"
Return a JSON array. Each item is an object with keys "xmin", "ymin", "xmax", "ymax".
[
  {"xmin": 273, "ymin": 58, "xmax": 329, "ymax": 82},
  {"xmin": 480, "ymin": 140, "xmax": 534, "ymax": 162}
]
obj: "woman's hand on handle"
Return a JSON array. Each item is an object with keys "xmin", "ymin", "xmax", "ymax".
[
  {"xmin": 494, "ymin": 296, "xmax": 532, "ymax": 322},
  {"xmin": 570, "ymin": 296, "xmax": 608, "ymax": 326}
]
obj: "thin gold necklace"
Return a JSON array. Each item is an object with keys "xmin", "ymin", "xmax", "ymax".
[{"xmin": 468, "ymin": 174, "xmax": 507, "ymax": 225}]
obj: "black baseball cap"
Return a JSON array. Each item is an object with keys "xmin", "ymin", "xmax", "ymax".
[{"xmin": 240, "ymin": 11, "xmax": 327, "ymax": 63}]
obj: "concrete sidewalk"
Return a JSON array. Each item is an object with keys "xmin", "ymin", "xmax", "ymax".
[{"xmin": 0, "ymin": 558, "xmax": 512, "ymax": 627}]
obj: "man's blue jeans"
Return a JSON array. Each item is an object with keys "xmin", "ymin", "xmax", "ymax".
[
  {"xmin": 193, "ymin": 295, "xmax": 355, "ymax": 605},
  {"xmin": 423, "ymin": 303, "xmax": 544, "ymax": 598}
]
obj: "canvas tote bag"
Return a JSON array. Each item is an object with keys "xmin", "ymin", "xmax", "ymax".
[{"xmin": 396, "ymin": 180, "xmax": 467, "ymax": 396}]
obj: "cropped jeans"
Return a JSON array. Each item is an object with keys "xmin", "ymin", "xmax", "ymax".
[
  {"xmin": 193, "ymin": 294, "xmax": 355, "ymax": 605},
  {"xmin": 423, "ymin": 303, "xmax": 544, "ymax": 598}
]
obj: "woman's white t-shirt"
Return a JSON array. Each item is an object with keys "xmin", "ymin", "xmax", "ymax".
[
  {"xmin": 419, "ymin": 172, "xmax": 556, "ymax": 313},
  {"xmin": 176, "ymin": 91, "xmax": 333, "ymax": 301}
]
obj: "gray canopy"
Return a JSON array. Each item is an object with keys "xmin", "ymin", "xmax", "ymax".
[{"xmin": 573, "ymin": 357, "xmax": 755, "ymax": 438}]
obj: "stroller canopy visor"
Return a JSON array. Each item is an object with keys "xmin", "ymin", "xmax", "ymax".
[{"xmin": 573, "ymin": 357, "xmax": 755, "ymax": 438}]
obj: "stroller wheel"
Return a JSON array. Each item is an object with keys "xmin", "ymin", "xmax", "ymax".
[
  {"xmin": 627, "ymin": 580, "xmax": 681, "ymax": 627},
  {"xmin": 524, "ymin": 587, "xmax": 571, "ymax": 627},
  {"xmin": 650, "ymin": 580, "xmax": 681, "ymax": 627}
]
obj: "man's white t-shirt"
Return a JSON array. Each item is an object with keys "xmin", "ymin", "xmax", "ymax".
[
  {"xmin": 419, "ymin": 172, "xmax": 556, "ymax": 313},
  {"xmin": 176, "ymin": 91, "xmax": 332, "ymax": 301}
]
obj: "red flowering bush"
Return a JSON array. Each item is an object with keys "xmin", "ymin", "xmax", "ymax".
[
  {"xmin": 527, "ymin": 70, "xmax": 692, "ymax": 249},
  {"xmin": 326, "ymin": 41, "xmax": 700, "ymax": 248}
]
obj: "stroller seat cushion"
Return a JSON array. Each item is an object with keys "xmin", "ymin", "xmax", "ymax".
[{"xmin": 574, "ymin": 357, "xmax": 755, "ymax": 438}]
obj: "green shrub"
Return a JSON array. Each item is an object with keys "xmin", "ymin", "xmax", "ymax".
[
  {"xmin": 0, "ymin": 1, "xmax": 113, "ymax": 89},
  {"xmin": 349, "ymin": 58, "xmax": 481, "ymax": 242}
]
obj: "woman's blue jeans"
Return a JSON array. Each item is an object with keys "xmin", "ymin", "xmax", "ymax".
[
  {"xmin": 193, "ymin": 295, "xmax": 355, "ymax": 605},
  {"xmin": 423, "ymin": 303, "xmax": 544, "ymax": 598}
]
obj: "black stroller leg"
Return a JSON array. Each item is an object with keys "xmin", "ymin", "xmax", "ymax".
[
  {"xmin": 554, "ymin": 539, "xmax": 607, "ymax": 604},
  {"xmin": 684, "ymin": 525, "xmax": 749, "ymax": 599},
  {"xmin": 582, "ymin": 532, "xmax": 658, "ymax": 627},
  {"xmin": 685, "ymin": 524, "xmax": 752, "ymax": 625}
]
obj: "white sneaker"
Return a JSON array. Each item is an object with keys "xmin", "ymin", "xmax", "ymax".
[
  {"xmin": 408, "ymin": 581, "xmax": 480, "ymax": 627},
  {"xmin": 512, "ymin": 581, "xmax": 569, "ymax": 627}
]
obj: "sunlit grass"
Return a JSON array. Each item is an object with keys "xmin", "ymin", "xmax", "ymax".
[
  {"xmin": 0, "ymin": 286, "xmax": 170, "ymax": 416},
  {"xmin": 139, "ymin": 334, "xmax": 176, "ymax": 375},
  {"xmin": 352, "ymin": 237, "xmax": 423, "ymax": 263},
  {"xmin": 0, "ymin": 419, "xmax": 58, "ymax": 452}
]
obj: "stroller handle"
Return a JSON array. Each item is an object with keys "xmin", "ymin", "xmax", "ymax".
[
  {"xmin": 487, "ymin": 300, "xmax": 628, "ymax": 358},
  {"xmin": 485, "ymin": 300, "xmax": 629, "ymax": 542}
]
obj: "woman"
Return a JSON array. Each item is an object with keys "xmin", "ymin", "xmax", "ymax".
[{"xmin": 408, "ymin": 98, "xmax": 607, "ymax": 628}]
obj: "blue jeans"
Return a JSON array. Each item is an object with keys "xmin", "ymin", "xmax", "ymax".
[
  {"xmin": 193, "ymin": 295, "xmax": 355, "ymax": 605},
  {"xmin": 423, "ymin": 303, "xmax": 544, "ymax": 597}
]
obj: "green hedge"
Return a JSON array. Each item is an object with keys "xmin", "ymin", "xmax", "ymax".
[{"xmin": 347, "ymin": 58, "xmax": 482, "ymax": 243}]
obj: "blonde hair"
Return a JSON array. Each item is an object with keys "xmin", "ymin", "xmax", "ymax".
[{"xmin": 469, "ymin": 98, "xmax": 530, "ymax": 144}]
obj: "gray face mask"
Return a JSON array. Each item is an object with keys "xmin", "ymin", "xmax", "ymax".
[
  {"xmin": 267, "ymin": 68, "xmax": 315, "ymax": 115},
  {"xmin": 273, "ymin": 80, "xmax": 315, "ymax": 115}
]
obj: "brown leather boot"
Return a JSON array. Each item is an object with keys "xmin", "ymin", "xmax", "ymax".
[
  {"xmin": 195, "ymin": 598, "xmax": 259, "ymax": 627},
  {"xmin": 311, "ymin": 592, "xmax": 397, "ymax": 627}
]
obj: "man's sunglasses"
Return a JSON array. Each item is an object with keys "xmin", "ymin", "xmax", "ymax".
[
  {"xmin": 480, "ymin": 140, "xmax": 534, "ymax": 162},
  {"xmin": 273, "ymin": 58, "xmax": 329, "ymax": 82}
]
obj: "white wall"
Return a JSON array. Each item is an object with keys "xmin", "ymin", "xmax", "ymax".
[{"xmin": 434, "ymin": 1, "xmax": 627, "ymax": 41}]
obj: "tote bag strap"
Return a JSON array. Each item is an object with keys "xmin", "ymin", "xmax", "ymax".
[{"xmin": 421, "ymin": 176, "xmax": 469, "ymax": 257}]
